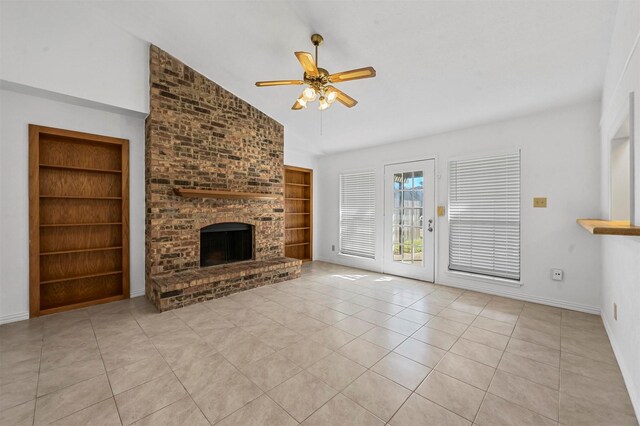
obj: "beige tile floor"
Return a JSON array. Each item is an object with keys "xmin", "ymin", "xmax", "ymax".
[{"xmin": 1, "ymin": 261, "xmax": 637, "ymax": 425}]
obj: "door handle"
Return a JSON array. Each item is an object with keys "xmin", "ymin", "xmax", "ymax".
[{"xmin": 427, "ymin": 218, "xmax": 433, "ymax": 232}]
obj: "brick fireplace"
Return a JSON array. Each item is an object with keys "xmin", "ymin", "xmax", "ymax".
[{"xmin": 145, "ymin": 45, "xmax": 301, "ymax": 311}]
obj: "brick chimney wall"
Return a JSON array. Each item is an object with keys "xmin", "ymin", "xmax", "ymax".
[{"xmin": 145, "ymin": 45, "xmax": 286, "ymax": 290}]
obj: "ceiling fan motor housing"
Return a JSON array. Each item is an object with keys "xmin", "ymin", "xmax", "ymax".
[{"xmin": 304, "ymin": 68, "xmax": 330, "ymax": 86}]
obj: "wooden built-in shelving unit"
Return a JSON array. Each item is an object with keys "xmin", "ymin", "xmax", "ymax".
[
  {"xmin": 284, "ymin": 166, "xmax": 313, "ymax": 261},
  {"xmin": 577, "ymin": 219, "xmax": 640, "ymax": 236},
  {"xmin": 29, "ymin": 125, "xmax": 130, "ymax": 317}
]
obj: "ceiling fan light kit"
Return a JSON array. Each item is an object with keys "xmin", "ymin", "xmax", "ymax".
[{"xmin": 255, "ymin": 34, "xmax": 376, "ymax": 110}]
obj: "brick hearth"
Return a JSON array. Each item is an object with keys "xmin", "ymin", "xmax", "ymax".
[
  {"xmin": 149, "ymin": 257, "xmax": 301, "ymax": 311},
  {"xmin": 145, "ymin": 45, "xmax": 301, "ymax": 311}
]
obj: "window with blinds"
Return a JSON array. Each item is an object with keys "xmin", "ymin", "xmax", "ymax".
[
  {"xmin": 340, "ymin": 171, "xmax": 376, "ymax": 259},
  {"xmin": 448, "ymin": 152, "xmax": 521, "ymax": 281}
]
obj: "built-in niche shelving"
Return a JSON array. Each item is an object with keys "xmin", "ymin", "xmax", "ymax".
[
  {"xmin": 29, "ymin": 125, "xmax": 130, "ymax": 317},
  {"xmin": 284, "ymin": 166, "xmax": 312, "ymax": 261}
]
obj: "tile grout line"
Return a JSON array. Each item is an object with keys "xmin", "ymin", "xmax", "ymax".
[
  {"xmin": 99, "ymin": 306, "xmax": 198, "ymax": 424},
  {"xmin": 469, "ymin": 306, "xmax": 517, "ymax": 425},
  {"xmin": 474, "ymin": 310, "xmax": 561, "ymax": 424},
  {"xmin": 88, "ymin": 313, "xmax": 124, "ymax": 426},
  {"xmin": 36, "ymin": 313, "xmax": 116, "ymax": 425},
  {"xmin": 31, "ymin": 326, "xmax": 45, "ymax": 426},
  {"xmin": 148, "ymin": 308, "xmax": 241, "ymax": 426},
  {"xmin": 402, "ymin": 292, "xmax": 488, "ymax": 424}
]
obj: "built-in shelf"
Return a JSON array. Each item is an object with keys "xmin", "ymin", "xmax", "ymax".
[
  {"xmin": 40, "ymin": 270, "xmax": 123, "ymax": 285},
  {"xmin": 40, "ymin": 295, "xmax": 125, "ymax": 316},
  {"xmin": 174, "ymin": 188, "xmax": 279, "ymax": 200},
  {"xmin": 40, "ymin": 195, "xmax": 122, "ymax": 200},
  {"xmin": 30, "ymin": 124, "xmax": 130, "ymax": 318},
  {"xmin": 577, "ymin": 219, "xmax": 640, "ymax": 236},
  {"xmin": 40, "ymin": 222, "xmax": 122, "ymax": 227},
  {"xmin": 285, "ymin": 165, "xmax": 313, "ymax": 262},
  {"xmin": 40, "ymin": 246, "xmax": 123, "ymax": 256},
  {"xmin": 40, "ymin": 164, "xmax": 123, "ymax": 174}
]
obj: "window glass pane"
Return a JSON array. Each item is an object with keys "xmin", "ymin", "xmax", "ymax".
[
  {"xmin": 413, "ymin": 209, "xmax": 423, "ymax": 227},
  {"xmin": 413, "ymin": 190, "xmax": 424, "ymax": 208},
  {"xmin": 394, "ymin": 173, "xmax": 402, "ymax": 191},
  {"xmin": 403, "ymin": 172, "xmax": 413, "ymax": 189},
  {"xmin": 403, "ymin": 191, "xmax": 414, "ymax": 208},
  {"xmin": 413, "ymin": 171, "xmax": 423, "ymax": 190},
  {"xmin": 394, "ymin": 190, "xmax": 402, "ymax": 208}
]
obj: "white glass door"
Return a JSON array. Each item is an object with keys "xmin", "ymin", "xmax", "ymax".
[{"xmin": 383, "ymin": 160, "xmax": 436, "ymax": 281}]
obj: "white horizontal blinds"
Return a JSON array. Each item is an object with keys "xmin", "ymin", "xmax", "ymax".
[
  {"xmin": 340, "ymin": 171, "xmax": 376, "ymax": 259},
  {"xmin": 449, "ymin": 152, "xmax": 521, "ymax": 280}
]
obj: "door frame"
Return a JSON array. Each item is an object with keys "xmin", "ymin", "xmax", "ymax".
[{"xmin": 382, "ymin": 156, "xmax": 438, "ymax": 282}]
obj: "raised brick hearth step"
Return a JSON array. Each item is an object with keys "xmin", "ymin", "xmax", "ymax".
[{"xmin": 148, "ymin": 257, "xmax": 302, "ymax": 312}]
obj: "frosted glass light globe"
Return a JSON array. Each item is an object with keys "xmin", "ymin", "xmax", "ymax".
[
  {"xmin": 302, "ymin": 87, "xmax": 317, "ymax": 101},
  {"xmin": 318, "ymin": 96, "xmax": 329, "ymax": 110}
]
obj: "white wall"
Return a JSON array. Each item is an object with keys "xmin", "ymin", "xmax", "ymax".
[
  {"xmin": 0, "ymin": 1, "xmax": 149, "ymax": 114},
  {"xmin": 317, "ymin": 101, "xmax": 603, "ymax": 313},
  {"xmin": 610, "ymin": 137, "xmax": 631, "ymax": 220},
  {"xmin": 599, "ymin": 0, "xmax": 640, "ymax": 417},
  {"xmin": 0, "ymin": 87, "xmax": 146, "ymax": 323}
]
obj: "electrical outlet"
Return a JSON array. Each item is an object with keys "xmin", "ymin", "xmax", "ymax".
[
  {"xmin": 551, "ymin": 269, "xmax": 563, "ymax": 281},
  {"xmin": 614, "ymin": 303, "xmax": 618, "ymax": 320},
  {"xmin": 331, "ymin": 245, "xmax": 335, "ymax": 252}
]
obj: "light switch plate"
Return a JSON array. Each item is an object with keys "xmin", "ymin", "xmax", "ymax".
[
  {"xmin": 437, "ymin": 206, "xmax": 445, "ymax": 217},
  {"xmin": 533, "ymin": 197, "xmax": 547, "ymax": 208}
]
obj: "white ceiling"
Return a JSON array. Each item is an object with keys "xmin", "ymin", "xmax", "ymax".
[{"xmin": 93, "ymin": 0, "xmax": 618, "ymax": 155}]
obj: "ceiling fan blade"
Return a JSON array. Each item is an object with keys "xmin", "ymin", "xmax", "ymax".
[
  {"xmin": 295, "ymin": 52, "xmax": 319, "ymax": 77},
  {"xmin": 328, "ymin": 86, "xmax": 358, "ymax": 108},
  {"xmin": 328, "ymin": 67, "xmax": 376, "ymax": 83},
  {"xmin": 255, "ymin": 80, "xmax": 304, "ymax": 87}
]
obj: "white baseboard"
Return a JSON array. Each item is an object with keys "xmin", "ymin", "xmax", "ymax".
[
  {"xmin": 130, "ymin": 288, "xmax": 145, "ymax": 298},
  {"xmin": 1, "ymin": 290, "xmax": 146, "ymax": 325},
  {"xmin": 436, "ymin": 279, "xmax": 601, "ymax": 314},
  {"xmin": 315, "ymin": 256, "xmax": 383, "ymax": 273},
  {"xmin": 0, "ymin": 312, "xmax": 30, "ymax": 325},
  {"xmin": 311, "ymin": 259, "xmax": 600, "ymax": 315},
  {"xmin": 602, "ymin": 314, "xmax": 640, "ymax": 419}
]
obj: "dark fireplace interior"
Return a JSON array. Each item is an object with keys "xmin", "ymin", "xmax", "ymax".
[{"xmin": 200, "ymin": 223, "xmax": 253, "ymax": 267}]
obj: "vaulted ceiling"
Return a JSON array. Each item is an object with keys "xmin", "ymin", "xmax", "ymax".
[{"xmin": 94, "ymin": 1, "xmax": 618, "ymax": 155}]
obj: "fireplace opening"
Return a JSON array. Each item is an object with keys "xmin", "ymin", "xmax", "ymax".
[{"xmin": 200, "ymin": 223, "xmax": 253, "ymax": 267}]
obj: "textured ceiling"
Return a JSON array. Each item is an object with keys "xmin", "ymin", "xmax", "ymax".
[{"xmin": 94, "ymin": 0, "xmax": 618, "ymax": 155}]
